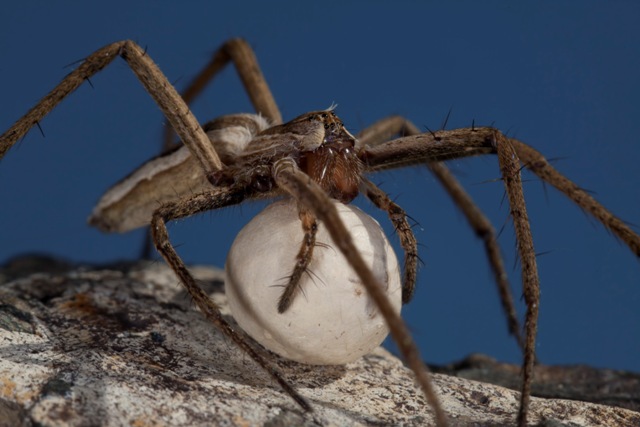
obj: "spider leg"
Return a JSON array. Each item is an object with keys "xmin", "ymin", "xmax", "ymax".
[
  {"xmin": 277, "ymin": 206, "xmax": 319, "ymax": 313},
  {"xmin": 511, "ymin": 140, "xmax": 640, "ymax": 256},
  {"xmin": 364, "ymin": 127, "xmax": 640, "ymax": 255},
  {"xmin": 162, "ymin": 38, "xmax": 282, "ymax": 151},
  {"xmin": 149, "ymin": 187, "xmax": 311, "ymax": 412},
  {"xmin": 366, "ymin": 126, "xmax": 640, "ymax": 425},
  {"xmin": 494, "ymin": 134, "xmax": 539, "ymax": 427},
  {"xmin": 0, "ymin": 41, "xmax": 222, "ymax": 177},
  {"xmin": 272, "ymin": 156, "xmax": 449, "ymax": 427},
  {"xmin": 142, "ymin": 38, "xmax": 282, "ymax": 258},
  {"xmin": 428, "ymin": 162, "xmax": 526, "ymax": 351},
  {"xmin": 357, "ymin": 115, "xmax": 421, "ymax": 148},
  {"xmin": 359, "ymin": 118, "xmax": 525, "ymax": 350},
  {"xmin": 360, "ymin": 178, "xmax": 418, "ymax": 304},
  {"xmin": 364, "ymin": 127, "xmax": 496, "ymax": 170}
]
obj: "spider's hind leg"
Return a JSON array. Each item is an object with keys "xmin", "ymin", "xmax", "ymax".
[
  {"xmin": 162, "ymin": 38, "xmax": 283, "ymax": 152},
  {"xmin": 277, "ymin": 206, "xmax": 319, "ymax": 313}
]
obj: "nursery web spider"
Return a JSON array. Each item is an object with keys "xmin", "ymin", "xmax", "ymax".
[{"xmin": 1, "ymin": 38, "xmax": 639, "ymax": 427}]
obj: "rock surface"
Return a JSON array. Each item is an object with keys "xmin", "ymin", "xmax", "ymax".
[
  {"xmin": 1, "ymin": 256, "xmax": 638, "ymax": 426},
  {"xmin": 431, "ymin": 353, "xmax": 640, "ymax": 414}
]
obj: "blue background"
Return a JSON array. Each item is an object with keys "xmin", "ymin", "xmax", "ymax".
[{"xmin": 1, "ymin": 2, "xmax": 639, "ymax": 373}]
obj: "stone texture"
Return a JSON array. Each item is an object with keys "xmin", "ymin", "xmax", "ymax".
[
  {"xmin": 432, "ymin": 353, "xmax": 640, "ymax": 414},
  {"xmin": 1, "ymin": 256, "xmax": 638, "ymax": 426}
]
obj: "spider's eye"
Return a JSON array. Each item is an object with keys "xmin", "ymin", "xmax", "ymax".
[{"xmin": 321, "ymin": 113, "xmax": 327, "ymax": 118}]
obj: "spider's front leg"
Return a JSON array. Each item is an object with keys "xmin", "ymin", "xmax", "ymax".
[
  {"xmin": 271, "ymin": 156, "xmax": 449, "ymax": 426},
  {"xmin": 494, "ymin": 134, "xmax": 540, "ymax": 427},
  {"xmin": 359, "ymin": 117, "xmax": 525, "ymax": 348},
  {"xmin": 363, "ymin": 126, "xmax": 552, "ymax": 426},
  {"xmin": 362, "ymin": 124, "xmax": 640, "ymax": 425},
  {"xmin": 148, "ymin": 187, "xmax": 312, "ymax": 412}
]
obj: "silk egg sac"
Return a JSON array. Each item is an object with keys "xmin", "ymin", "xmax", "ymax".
[{"xmin": 225, "ymin": 198, "xmax": 402, "ymax": 365}]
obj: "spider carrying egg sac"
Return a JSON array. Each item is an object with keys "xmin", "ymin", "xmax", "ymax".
[{"xmin": 225, "ymin": 198, "xmax": 402, "ymax": 365}]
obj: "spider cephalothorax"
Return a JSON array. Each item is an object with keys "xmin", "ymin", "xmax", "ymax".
[
  {"xmin": 1, "ymin": 38, "xmax": 638, "ymax": 427},
  {"xmin": 206, "ymin": 109, "xmax": 363, "ymax": 204},
  {"xmin": 296, "ymin": 110, "xmax": 363, "ymax": 203}
]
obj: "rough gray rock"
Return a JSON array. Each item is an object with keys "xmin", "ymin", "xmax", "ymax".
[
  {"xmin": 431, "ymin": 353, "xmax": 640, "ymax": 414},
  {"xmin": 1, "ymin": 257, "xmax": 638, "ymax": 426}
]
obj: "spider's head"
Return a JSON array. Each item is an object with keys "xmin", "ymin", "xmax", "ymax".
[
  {"xmin": 294, "ymin": 108, "xmax": 357, "ymax": 150},
  {"xmin": 295, "ymin": 109, "xmax": 363, "ymax": 204}
]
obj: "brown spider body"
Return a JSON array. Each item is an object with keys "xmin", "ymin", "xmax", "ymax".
[{"xmin": 206, "ymin": 110, "xmax": 363, "ymax": 204}]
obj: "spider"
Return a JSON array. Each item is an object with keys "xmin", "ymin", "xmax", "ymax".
[{"xmin": 1, "ymin": 38, "xmax": 638, "ymax": 427}]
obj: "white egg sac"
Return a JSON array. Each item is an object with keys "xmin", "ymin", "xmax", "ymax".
[{"xmin": 225, "ymin": 198, "xmax": 402, "ymax": 365}]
